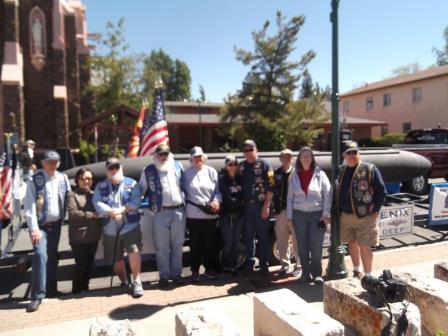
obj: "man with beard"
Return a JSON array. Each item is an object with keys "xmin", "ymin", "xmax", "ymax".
[
  {"xmin": 93, "ymin": 158, "xmax": 144, "ymax": 298},
  {"xmin": 134, "ymin": 144, "xmax": 185, "ymax": 287}
]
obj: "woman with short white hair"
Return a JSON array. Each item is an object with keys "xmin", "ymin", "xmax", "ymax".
[{"xmin": 183, "ymin": 146, "xmax": 222, "ymax": 282}]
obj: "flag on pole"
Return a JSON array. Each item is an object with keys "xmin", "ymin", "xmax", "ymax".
[
  {"xmin": 0, "ymin": 152, "xmax": 13, "ymax": 220},
  {"xmin": 127, "ymin": 104, "xmax": 147, "ymax": 158},
  {"xmin": 139, "ymin": 88, "xmax": 169, "ymax": 156}
]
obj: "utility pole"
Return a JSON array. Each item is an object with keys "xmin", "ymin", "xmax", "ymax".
[{"xmin": 326, "ymin": 0, "xmax": 348, "ymax": 280}]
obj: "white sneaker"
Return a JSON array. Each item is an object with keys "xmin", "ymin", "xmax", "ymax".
[{"xmin": 131, "ymin": 282, "xmax": 144, "ymax": 298}]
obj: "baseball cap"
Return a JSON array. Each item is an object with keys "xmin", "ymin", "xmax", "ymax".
[
  {"xmin": 190, "ymin": 146, "xmax": 205, "ymax": 158},
  {"xmin": 155, "ymin": 143, "xmax": 170, "ymax": 155},
  {"xmin": 42, "ymin": 150, "xmax": 60, "ymax": 162},
  {"xmin": 343, "ymin": 141, "xmax": 359, "ymax": 153},
  {"xmin": 280, "ymin": 148, "xmax": 293, "ymax": 156},
  {"xmin": 105, "ymin": 157, "xmax": 121, "ymax": 169},
  {"xmin": 243, "ymin": 139, "xmax": 257, "ymax": 149},
  {"xmin": 225, "ymin": 154, "xmax": 238, "ymax": 165}
]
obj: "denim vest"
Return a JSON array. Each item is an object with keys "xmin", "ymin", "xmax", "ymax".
[
  {"xmin": 33, "ymin": 170, "xmax": 68, "ymax": 226},
  {"xmin": 337, "ymin": 161, "xmax": 374, "ymax": 218},
  {"xmin": 98, "ymin": 177, "xmax": 140, "ymax": 225},
  {"xmin": 144, "ymin": 161, "xmax": 183, "ymax": 213}
]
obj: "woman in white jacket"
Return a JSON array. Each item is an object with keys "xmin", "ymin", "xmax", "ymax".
[{"xmin": 287, "ymin": 147, "xmax": 332, "ymax": 284}]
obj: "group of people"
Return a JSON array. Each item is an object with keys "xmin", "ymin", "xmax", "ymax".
[{"xmin": 24, "ymin": 139, "xmax": 386, "ymax": 313}]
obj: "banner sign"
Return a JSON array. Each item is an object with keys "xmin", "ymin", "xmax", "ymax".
[
  {"xmin": 429, "ymin": 182, "xmax": 448, "ymax": 226},
  {"xmin": 323, "ymin": 204, "xmax": 414, "ymax": 246}
]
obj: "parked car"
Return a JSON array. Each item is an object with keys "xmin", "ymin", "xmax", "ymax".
[{"xmin": 393, "ymin": 128, "xmax": 448, "ymax": 194}]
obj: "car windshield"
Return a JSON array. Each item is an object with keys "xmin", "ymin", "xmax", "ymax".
[{"xmin": 405, "ymin": 130, "xmax": 448, "ymax": 144}]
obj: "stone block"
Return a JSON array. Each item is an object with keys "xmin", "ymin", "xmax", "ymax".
[
  {"xmin": 254, "ymin": 288, "xmax": 344, "ymax": 336},
  {"xmin": 324, "ymin": 278, "xmax": 421, "ymax": 336},
  {"xmin": 175, "ymin": 304, "xmax": 241, "ymax": 336},
  {"xmin": 434, "ymin": 261, "xmax": 448, "ymax": 282},
  {"xmin": 397, "ymin": 271, "xmax": 448, "ymax": 335},
  {"xmin": 89, "ymin": 319, "xmax": 136, "ymax": 336}
]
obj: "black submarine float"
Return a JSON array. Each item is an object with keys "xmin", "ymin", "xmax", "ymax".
[{"xmin": 65, "ymin": 148, "xmax": 432, "ymax": 188}]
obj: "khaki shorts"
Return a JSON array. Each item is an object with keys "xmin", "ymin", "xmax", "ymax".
[
  {"xmin": 340, "ymin": 212, "xmax": 379, "ymax": 247},
  {"xmin": 103, "ymin": 226, "xmax": 142, "ymax": 264}
]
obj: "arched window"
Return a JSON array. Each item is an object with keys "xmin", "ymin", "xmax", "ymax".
[{"xmin": 29, "ymin": 6, "xmax": 46, "ymax": 69}]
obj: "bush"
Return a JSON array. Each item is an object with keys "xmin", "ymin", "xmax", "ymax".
[{"xmin": 359, "ymin": 132, "xmax": 406, "ymax": 147}]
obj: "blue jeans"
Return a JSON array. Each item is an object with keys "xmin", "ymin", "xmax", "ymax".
[
  {"xmin": 244, "ymin": 202, "xmax": 270, "ymax": 269},
  {"xmin": 152, "ymin": 207, "xmax": 186, "ymax": 280},
  {"xmin": 292, "ymin": 210, "xmax": 325, "ymax": 278},
  {"xmin": 219, "ymin": 214, "xmax": 243, "ymax": 269},
  {"xmin": 31, "ymin": 224, "xmax": 61, "ymax": 300}
]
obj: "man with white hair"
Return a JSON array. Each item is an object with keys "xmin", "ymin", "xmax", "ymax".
[
  {"xmin": 134, "ymin": 144, "xmax": 185, "ymax": 287},
  {"xmin": 93, "ymin": 158, "xmax": 144, "ymax": 298}
]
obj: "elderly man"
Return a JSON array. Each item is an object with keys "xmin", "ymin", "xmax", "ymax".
[
  {"xmin": 239, "ymin": 140, "xmax": 275, "ymax": 275},
  {"xmin": 273, "ymin": 148, "xmax": 300, "ymax": 275},
  {"xmin": 135, "ymin": 144, "xmax": 185, "ymax": 287},
  {"xmin": 336, "ymin": 141, "xmax": 386, "ymax": 279},
  {"xmin": 93, "ymin": 158, "xmax": 144, "ymax": 298},
  {"xmin": 25, "ymin": 150, "xmax": 70, "ymax": 312}
]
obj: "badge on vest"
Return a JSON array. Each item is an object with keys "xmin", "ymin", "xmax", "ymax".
[
  {"xmin": 358, "ymin": 180, "xmax": 369, "ymax": 191},
  {"xmin": 354, "ymin": 191, "xmax": 364, "ymax": 200},
  {"xmin": 149, "ymin": 181, "xmax": 156, "ymax": 192},
  {"xmin": 362, "ymin": 193, "xmax": 373, "ymax": 203},
  {"xmin": 258, "ymin": 194, "xmax": 266, "ymax": 202},
  {"xmin": 358, "ymin": 206, "xmax": 367, "ymax": 216},
  {"xmin": 151, "ymin": 204, "xmax": 158, "ymax": 212},
  {"xmin": 34, "ymin": 175, "xmax": 45, "ymax": 187}
]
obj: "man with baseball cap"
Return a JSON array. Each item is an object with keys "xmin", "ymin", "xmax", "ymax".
[
  {"xmin": 336, "ymin": 141, "xmax": 386, "ymax": 279},
  {"xmin": 93, "ymin": 157, "xmax": 144, "ymax": 297},
  {"xmin": 239, "ymin": 140, "xmax": 275, "ymax": 275},
  {"xmin": 134, "ymin": 144, "xmax": 185, "ymax": 287},
  {"xmin": 273, "ymin": 148, "xmax": 300, "ymax": 275},
  {"xmin": 24, "ymin": 150, "xmax": 71, "ymax": 312}
]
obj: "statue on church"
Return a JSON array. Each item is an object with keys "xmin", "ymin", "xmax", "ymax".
[{"xmin": 31, "ymin": 17, "xmax": 44, "ymax": 55}]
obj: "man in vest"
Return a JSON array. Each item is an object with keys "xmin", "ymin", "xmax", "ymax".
[
  {"xmin": 336, "ymin": 141, "xmax": 386, "ymax": 279},
  {"xmin": 273, "ymin": 148, "xmax": 300, "ymax": 276},
  {"xmin": 134, "ymin": 144, "xmax": 185, "ymax": 288},
  {"xmin": 24, "ymin": 150, "xmax": 70, "ymax": 312},
  {"xmin": 239, "ymin": 140, "xmax": 275, "ymax": 275},
  {"xmin": 92, "ymin": 158, "xmax": 144, "ymax": 298}
]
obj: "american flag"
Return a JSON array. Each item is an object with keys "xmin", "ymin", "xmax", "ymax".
[
  {"xmin": 139, "ymin": 88, "xmax": 169, "ymax": 156},
  {"xmin": 0, "ymin": 152, "xmax": 12, "ymax": 219}
]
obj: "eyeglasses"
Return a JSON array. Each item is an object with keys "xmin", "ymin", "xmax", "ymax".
[
  {"xmin": 345, "ymin": 150, "xmax": 358, "ymax": 156},
  {"xmin": 243, "ymin": 148, "xmax": 254, "ymax": 153},
  {"xmin": 227, "ymin": 163, "xmax": 238, "ymax": 167},
  {"xmin": 79, "ymin": 177, "xmax": 92, "ymax": 181},
  {"xmin": 107, "ymin": 164, "xmax": 120, "ymax": 170}
]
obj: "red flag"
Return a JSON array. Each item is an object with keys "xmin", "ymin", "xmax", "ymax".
[
  {"xmin": 0, "ymin": 153, "xmax": 12, "ymax": 220},
  {"xmin": 127, "ymin": 105, "xmax": 147, "ymax": 158}
]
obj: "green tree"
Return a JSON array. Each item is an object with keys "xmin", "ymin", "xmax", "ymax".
[
  {"xmin": 85, "ymin": 18, "xmax": 144, "ymax": 112},
  {"xmin": 142, "ymin": 49, "xmax": 191, "ymax": 101},
  {"xmin": 433, "ymin": 26, "xmax": 448, "ymax": 66},
  {"xmin": 299, "ymin": 70, "xmax": 313, "ymax": 98},
  {"xmin": 221, "ymin": 11, "xmax": 316, "ymax": 150},
  {"xmin": 389, "ymin": 62, "xmax": 421, "ymax": 77}
]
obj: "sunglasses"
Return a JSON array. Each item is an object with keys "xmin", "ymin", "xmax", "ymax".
[
  {"xmin": 345, "ymin": 150, "xmax": 359, "ymax": 156},
  {"xmin": 227, "ymin": 163, "xmax": 238, "ymax": 167},
  {"xmin": 107, "ymin": 164, "xmax": 121, "ymax": 170},
  {"xmin": 243, "ymin": 148, "xmax": 254, "ymax": 153}
]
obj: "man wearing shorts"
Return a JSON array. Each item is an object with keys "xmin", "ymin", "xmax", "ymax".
[
  {"xmin": 93, "ymin": 158, "xmax": 144, "ymax": 298},
  {"xmin": 336, "ymin": 141, "xmax": 386, "ymax": 279}
]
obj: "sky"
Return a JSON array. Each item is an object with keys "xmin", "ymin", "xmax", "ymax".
[{"xmin": 82, "ymin": 0, "xmax": 448, "ymax": 102}]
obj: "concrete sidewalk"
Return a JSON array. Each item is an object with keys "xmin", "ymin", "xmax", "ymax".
[{"xmin": 1, "ymin": 241, "xmax": 447, "ymax": 336}]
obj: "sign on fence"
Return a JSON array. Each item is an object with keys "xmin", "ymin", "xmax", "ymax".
[{"xmin": 429, "ymin": 182, "xmax": 448, "ymax": 226}]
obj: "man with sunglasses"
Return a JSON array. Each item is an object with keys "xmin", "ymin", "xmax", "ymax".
[
  {"xmin": 336, "ymin": 141, "xmax": 386, "ymax": 279},
  {"xmin": 24, "ymin": 150, "xmax": 71, "ymax": 312},
  {"xmin": 239, "ymin": 140, "xmax": 275, "ymax": 275},
  {"xmin": 133, "ymin": 144, "xmax": 185, "ymax": 287},
  {"xmin": 93, "ymin": 158, "xmax": 144, "ymax": 298}
]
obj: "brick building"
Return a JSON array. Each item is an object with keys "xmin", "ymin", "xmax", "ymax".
[{"xmin": 0, "ymin": 0, "xmax": 90, "ymax": 149}]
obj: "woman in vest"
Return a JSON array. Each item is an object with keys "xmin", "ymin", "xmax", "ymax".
[
  {"xmin": 287, "ymin": 147, "xmax": 331, "ymax": 284},
  {"xmin": 67, "ymin": 168, "xmax": 102, "ymax": 294},
  {"xmin": 183, "ymin": 146, "xmax": 222, "ymax": 282},
  {"xmin": 218, "ymin": 155, "xmax": 244, "ymax": 274}
]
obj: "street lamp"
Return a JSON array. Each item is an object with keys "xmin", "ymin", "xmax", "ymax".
[{"xmin": 326, "ymin": 0, "xmax": 348, "ymax": 280}]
